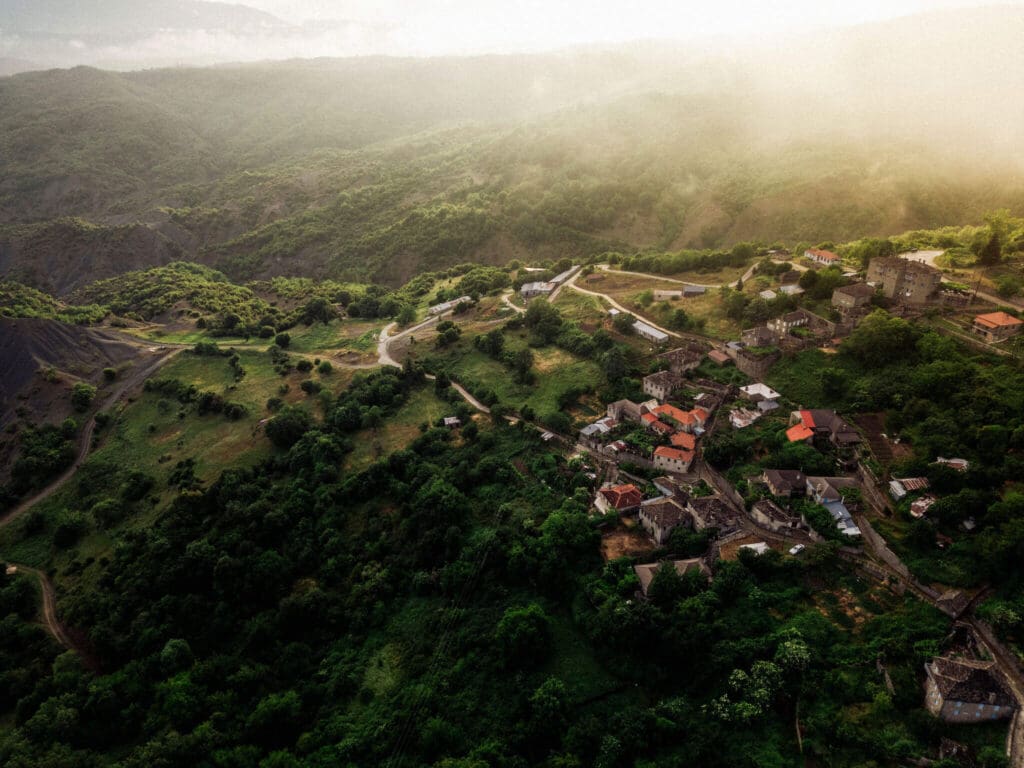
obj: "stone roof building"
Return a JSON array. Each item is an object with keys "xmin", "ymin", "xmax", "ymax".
[
  {"xmin": 924, "ymin": 657, "xmax": 1016, "ymax": 723},
  {"xmin": 643, "ymin": 370, "xmax": 685, "ymax": 402},
  {"xmin": 638, "ymin": 497, "xmax": 690, "ymax": 545},
  {"xmin": 762, "ymin": 469, "xmax": 807, "ymax": 497},
  {"xmin": 867, "ymin": 257, "xmax": 941, "ymax": 303},
  {"xmin": 634, "ymin": 559, "xmax": 710, "ymax": 597}
]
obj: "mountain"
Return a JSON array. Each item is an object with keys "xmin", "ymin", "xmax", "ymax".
[
  {"xmin": 3, "ymin": 0, "xmax": 287, "ymax": 36},
  {"xmin": 0, "ymin": 0, "xmax": 290, "ymax": 70},
  {"xmin": 2, "ymin": 7, "xmax": 1024, "ymax": 293}
]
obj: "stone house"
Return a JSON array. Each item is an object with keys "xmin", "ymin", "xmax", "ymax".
[
  {"xmin": 762, "ymin": 469, "xmax": 806, "ymax": 497},
  {"xmin": 660, "ymin": 346, "xmax": 705, "ymax": 375},
  {"xmin": 643, "ymin": 370, "xmax": 685, "ymax": 402},
  {"xmin": 638, "ymin": 497, "xmax": 690, "ymax": 544},
  {"xmin": 866, "ymin": 257, "xmax": 942, "ymax": 303},
  {"xmin": 634, "ymin": 559, "xmax": 709, "ymax": 596},
  {"xmin": 594, "ymin": 483, "xmax": 644, "ymax": 514},
  {"xmin": 924, "ymin": 657, "xmax": 1016, "ymax": 723},
  {"xmin": 653, "ymin": 446, "xmax": 694, "ymax": 474},
  {"xmin": 973, "ymin": 311, "xmax": 1023, "ymax": 342},
  {"xmin": 767, "ymin": 310, "xmax": 810, "ymax": 336},
  {"xmin": 831, "ymin": 283, "xmax": 876, "ymax": 315}
]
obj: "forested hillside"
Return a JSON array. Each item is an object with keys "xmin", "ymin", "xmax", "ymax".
[{"xmin": 2, "ymin": 7, "xmax": 1024, "ymax": 293}]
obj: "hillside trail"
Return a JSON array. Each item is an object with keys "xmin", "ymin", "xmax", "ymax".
[
  {"xmin": 1, "ymin": 347, "xmax": 181, "ymax": 527},
  {"xmin": 1, "ymin": 345, "xmax": 180, "ymax": 656}
]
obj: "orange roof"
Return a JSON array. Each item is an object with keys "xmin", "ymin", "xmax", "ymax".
[
  {"xmin": 654, "ymin": 404, "xmax": 690, "ymax": 424},
  {"xmin": 600, "ymin": 484, "xmax": 643, "ymax": 509},
  {"xmin": 975, "ymin": 311, "xmax": 1022, "ymax": 329},
  {"xmin": 692, "ymin": 407, "xmax": 710, "ymax": 423},
  {"xmin": 799, "ymin": 410, "xmax": 815, "ymax": 428},
  {"xmin": 786, "ymin": 424, "xmax": 815, "ymax": 442},
  {"xmin": 641, "ymin": 412, "xmax": 658, "ymax": 424},
  {"xmin": 655, "ymin": 446, "xmax": 694, "ymax": 463},
  {"xmin": 671, "ymin": 432, "xmax": 696, "ymax": 450},
  {"xmin": 651, "ymin": 420, "xmax": 674, "ymax": 435}
]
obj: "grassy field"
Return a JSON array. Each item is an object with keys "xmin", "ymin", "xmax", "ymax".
[
  {"xmin": 287, "ymin": 319, "xmax": 384, "ymax": 354},
  {"xmin": 552, "ymin": 290, "xmax": 605, "ymax": 327},
  {"xmin": 577, "ymin": 272, "xmax": 741, "ymax": 340},
  {"xmin": 345, "ymin": 387, "xmax": 452, "ymax": 471},
  {"xmin": 434, "ymin": 338, "xmax": 604, "ymax": 420},
  {"xmin": 0, "ymin": 348, "xmax": 356, "ymax": 572}
]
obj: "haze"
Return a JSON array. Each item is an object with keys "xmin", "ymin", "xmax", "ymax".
[{"xmin": 2, "ymin": 0, "xmax": 1022, "ymax": 70}]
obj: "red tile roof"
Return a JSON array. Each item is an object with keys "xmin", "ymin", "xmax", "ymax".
[
  {"xmin": 799, "ymin": 410, "xmax": 815, "ymax": 428},
  {"xmin": 670, "ymin": 432, "xmax": 696, "ymax": 450},
  {"xmin": 600, "ymin": 484, "xmax": 643, "ymax": 510},
  {"xmin": 786, "ymin": 424, "xmax": 815, "ymax": 442},
  {"xmin": 654, "ymin": 446, "xmax": 694, "ymax": 463},
  {"xmin": 654, "ymin": 404, "xmax": 690, "ymax": 424},
  {"xmin": 975, "ymin": 311, "xmax": 1022, "ymax": 329}
]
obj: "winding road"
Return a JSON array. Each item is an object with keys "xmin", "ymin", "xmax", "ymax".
[{"xmin": 2, "ymin": 344, "xmax": 183, "ymax": 654}]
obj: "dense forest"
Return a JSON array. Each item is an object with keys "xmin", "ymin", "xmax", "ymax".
[{"xmin": 0, "ymin": 364, "xmax": 992, "ymax": 767}]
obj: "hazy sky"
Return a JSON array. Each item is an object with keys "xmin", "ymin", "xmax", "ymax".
[{"xmin": 244, "ymin": 0, "xmax": 1010, "ymax": 54}]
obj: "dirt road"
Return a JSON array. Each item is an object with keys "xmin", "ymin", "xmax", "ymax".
[
  {"xmin": 2, "ymin": 347, "xmax": 181, "ymax": 526},
  {"xmin": 566, "ymin": 272, "xmax": 683, "ymax": 340},
  {"xmin": 6, "ymin": 564, "xmax": 77, "ymax": 650},
  {"xmin": 501, "ymin": 291, "xmax": 526, "ymax": 314},
  {"xmin": 377, "ymin": 317, "xmax": 439, "ymax": 368}
]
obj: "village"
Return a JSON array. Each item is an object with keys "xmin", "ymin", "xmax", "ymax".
[{"xmin": 559, "ymin": 247, "xmax": 1024, "ymax": 740}]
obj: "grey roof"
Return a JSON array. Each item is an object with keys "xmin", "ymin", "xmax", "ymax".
[
  {"xmin": 763, "ymin": 469, "xmax": 806, "ymax": 491},
  {"xmin": 633, "ymin": 320, "xmax": 669, "ymax": 341},
  {"xmin": 834, "ymin": 283, "xmax": 876, "ymax": 298},
  {"xmin": 521, "ymin": 281, "xmax": 554, "ymax": 294},
  {"xmin": 930, "ymin": 658, "xmax": 1016, "ymax": 707}
]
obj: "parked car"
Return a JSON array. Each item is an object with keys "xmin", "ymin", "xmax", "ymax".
[{"xmin": 788, "ymin": 544, "xmax": 806, "ymax": 556}]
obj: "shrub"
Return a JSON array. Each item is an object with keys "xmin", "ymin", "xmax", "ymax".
[
  {"xmin": 275, "ymin": 332, "xmax": 291, "ymax": 348},
  {"xmin": 71, "ymin": 382, "xmax": 97, "ymax": 412}
]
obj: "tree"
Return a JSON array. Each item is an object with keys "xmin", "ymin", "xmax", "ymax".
[
  {"xmin": 397, "ymin": 304, "xmax": 417, "ymax": 325},
  {"xmin": 646, "ymin": 561, "xmax": 685, "ymax": 607},
  {"xmin": 524, "ymin": 301, "xmax": 564, "ymax": 344},
  {"xmin": 265, "ymin": 406, "xmax": 312, "ymax": 449},
  {"xmin": 71, "ymin": 382, "xmax": 96, "ymax": 412},
  {"xmin": 495, "ymin": 603, "xmax": 552, "ymax": 667},
  {"xmin": 602, "ymin": 347, "xmax": 627, "ymax": 383},
  {"xmin": 979, "ymin": 232, "xmax": 1002, "ymax": 266},
  {"xmin": 274, "ymin": 332, "xmax": 291, "ymax": 348},
  {"xmin": 512, "ymin": 348, "xmax": 535, "ymax": 382},
  {"xmin": 670, "ymin": 308, "xmax": 689, "ymax": 330},
  {"xmin": 612, "ymin": 312, "xmax": 635, "ymax": 335},
  {"xmin": 842, "ymin": 310, "xmax": 919, "ymax": 367}
]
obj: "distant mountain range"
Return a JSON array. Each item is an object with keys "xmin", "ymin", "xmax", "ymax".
[
  {"xmin": 0, "ymin": 0, "xmax": 291, "ymax": 71},
  {"xmin": 3, "ymin": 0, "xmax": 286, "ymax": 35},
  {"xmin": 1, "ymin": 6, "xmax": 1023, "ymax": 293}
]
